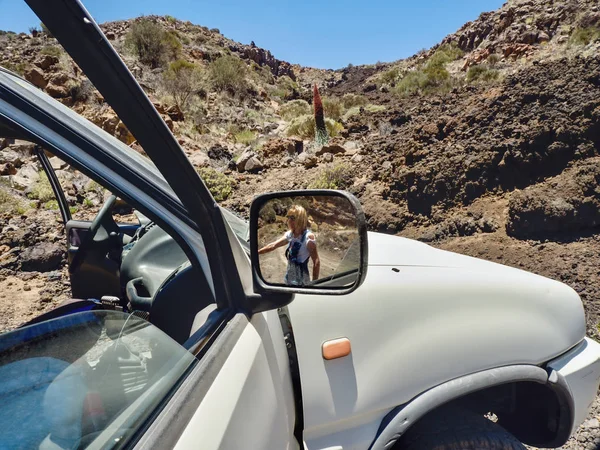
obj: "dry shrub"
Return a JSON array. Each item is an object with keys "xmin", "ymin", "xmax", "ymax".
[
  {"xmin": 197, "ymin": 167, "xmax": 234, "ymax": 202},
  {"xmin": 286, "ymin": 115, "xmax": 343, "ymax": 140},
  {"xmin": 125, "ymin": 18, "xmax": 180, "ymax": 68},
  {"xmin": 341, "ymin": 93, "xmax": 367, "ymax": 109},
  {"xmin": 309, "ymin": 163, "xmax": 354, "ymax": 190},
  {"xmin": 163, "ymin": 59, "xmax": 204, "ymax": 110},
  {"xmin": 209, "ymin": 55, "xmax": 247, "ymax": 95},
  {"xmin": 323, "ymin": 97, "xmax": 345, "ymax": 121},
  {"xmin": 466, "ymin": 64, "xmax": 499, "ymax": 83},
  {"xmin": 280, "ymin": 99, "xmax": 311, "ymax": 120}
]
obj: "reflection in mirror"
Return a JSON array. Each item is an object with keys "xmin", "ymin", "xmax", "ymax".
[{"xmin": 257, "ymin": 195, "xmax": 360, "ymax": 288}]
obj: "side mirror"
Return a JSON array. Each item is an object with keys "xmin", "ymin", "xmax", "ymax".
[{"xmin": 250, "ymin": 190, "xmax": 368, "ymax": 295}]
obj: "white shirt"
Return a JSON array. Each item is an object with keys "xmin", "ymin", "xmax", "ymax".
[{"xmin": 285, "ymin": 229, "xmax": 314, "ymax": 264}]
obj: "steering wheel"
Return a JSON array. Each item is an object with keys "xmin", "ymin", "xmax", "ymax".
[{"xmin": 69, "ymin": 195, "xmax": 118, "ymax": 274}]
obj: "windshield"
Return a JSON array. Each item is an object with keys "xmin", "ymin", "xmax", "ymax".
[
  {"xmin": 221, "ymin": 207, "xmax": 250, "ymax": 244},
  {"xmin": 0, "ymin": 311, "xmax": 196, "ymax": 449}
]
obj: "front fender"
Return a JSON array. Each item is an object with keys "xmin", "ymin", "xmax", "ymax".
[{"xmin": 368, "ymin": 365, "xmax": 550, "ymax": 450}]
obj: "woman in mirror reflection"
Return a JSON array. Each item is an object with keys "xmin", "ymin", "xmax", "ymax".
[{"xmin": 258, "ymin": 205, "xmax": 320, "ymax": 286}]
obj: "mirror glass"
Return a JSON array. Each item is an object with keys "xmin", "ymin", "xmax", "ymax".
[{"xmin": 257, "ymin": 195, "xmax": 360, "ymax": 288}]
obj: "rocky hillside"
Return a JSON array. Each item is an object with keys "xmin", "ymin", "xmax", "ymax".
[{"xmin": 1, "ymin": 1, "xmax": 600, "ymax": 446}]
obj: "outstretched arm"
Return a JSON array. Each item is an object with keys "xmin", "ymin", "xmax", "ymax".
[
  {"xmin": 307, "ymin": 237, "xmax": 320, "ymax": 280},
  {"xmin": 258, "ymin": 235, "xmax": 288, "ymax": 255}
]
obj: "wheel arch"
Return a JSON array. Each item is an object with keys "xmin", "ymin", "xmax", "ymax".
[{"xmin": 369, "ymin": 365, "xmax": 573, "ymax": 450}]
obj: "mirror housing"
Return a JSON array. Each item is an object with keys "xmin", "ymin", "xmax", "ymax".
[{"xmin": 250, "ymin": 190, "xmax": 368, "ymax": 296}]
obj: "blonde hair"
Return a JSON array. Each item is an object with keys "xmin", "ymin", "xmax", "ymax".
[{"xmin": 287, "ymin": 205, "xmax": 308, "ymax": 231}]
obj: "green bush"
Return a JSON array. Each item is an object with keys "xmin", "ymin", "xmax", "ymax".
[
  {"xmin": 280, "ymin": 99, "xmax": 311, "ymax": 120},
  {"xmin": 67, "ymin": 80, "xmax": 93, "ymax": 103},
  {"xmin": 4, "ymin": 62, "xmax": 28, "ymax": 76},
  {"xmin": 125, "ymin": 18, "xmax": 180, "ymax": 68},
  {"xmin": 322, "ymin": 97, "xmax": 345, "ymax": 121},
  {"xmin": 270, "ymin": 75, "xmax": 298, "ymax": 100},
  {"xmin": 233, "ymin": 129, "xmax": 257, "ymax": 145},
  {"xmin": 466, "ymin": 64, "xmax": 500, "ymax": 83},
  {"xmin": 163, "ymin": 59, "xmax": 204, "ymax": 110},
  {"xmin": 342, "ymin": 103, "xmax": 385, "ymax": 121},
  {"xmin": 570, "ymin": 26, "xmax": 600, "ymax": 45},
  {"xmin": 394, "ymin": 70, "xmax": 428, "ymax": 96},
  {"xmin": 393, "ymin": 44, "xmax": 462, "ymax": 97},
  {"xmin": 365, "ymin": 104, "xmax": 386, "ymax": 113},
  {"xmin": 165, "ymin": 15, "xmax": 177, "ymax": 24},
  {"xmin": 40, "ymin": 46, "xmax": 62, "ymax": 58},
  {"xmin": 309, "ymin": 163, "xmax": 354, "ymax": 190},
  {"xmin": 286, "ymin": 114, "xmax": 343, "ymax": 140},
  {"xmin": 487, "ymin": 54, "xmax": 501, "ymax": 66},
  {"xmin": 197, "ymin": 167, "xmax": 233, "ymax": 202},
  {"xmin": 209, "ymin": 55, "xmax": 247, "ymax": 94},
  {"xmin": 432, "ymin": 43, "xmax": 464, "ymax": 63},
  {"xmin": 380, "ymin": 67, "xmax": 400, "ymax": 85},
  {"xmin": 43, "ymin": 200, "xmax": 59, "ymax": 210},
  {"xmin": 26, "ymin": 172, "xmax": 54, "ymax": 203},
  {"xmin": 0, "ymin": 187, "xmax": 27, "ymax": 215},
  {"xmin": 162, "ymin": 31, "xmax": 182, "ymax": 60},
  {"xmin": 341, "ymin": 93, "xmax": 367, "ymax": 109}
]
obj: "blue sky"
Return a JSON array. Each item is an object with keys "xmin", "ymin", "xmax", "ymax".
[{"xmin": 0, "ymin": 0, "xmax": 505, "ymax": 69}]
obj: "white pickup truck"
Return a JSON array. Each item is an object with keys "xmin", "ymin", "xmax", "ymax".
[{"xmin": 0, "ymin": 1, "xmax": 599, "ymax": 449}]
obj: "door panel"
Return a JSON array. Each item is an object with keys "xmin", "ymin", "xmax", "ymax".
[
  {"xmin": 66, "ymin": 219, "xmax": 135, "ymax": 299},
  {"xmin": 172, "ymin": 311, "xmax": 298, "ymax": 450}
]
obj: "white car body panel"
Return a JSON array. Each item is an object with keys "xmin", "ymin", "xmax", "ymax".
[
  {"xmin": 548, "ymin": 337, "xmax": 600, "ymax": 432},
  {"xmin": 175, "ymin": 310, "xmax": 297, "ymax": 450},
  {"xmin": 289, "ymin": 232, "xmax": 587, "ymax": 449}
]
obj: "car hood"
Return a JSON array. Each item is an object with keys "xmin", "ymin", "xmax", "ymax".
[{"xmin": 369, "ymin": 231, "xmax": 524, "ymax": 271}]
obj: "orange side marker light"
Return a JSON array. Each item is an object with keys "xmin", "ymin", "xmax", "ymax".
[{"xmin": 322, "ymin": 337, "xmax": 351, "ymax": 360}]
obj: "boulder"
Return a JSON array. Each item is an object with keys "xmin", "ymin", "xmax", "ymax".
[
  {"xmin": 49, "ymin": 156, "xmax": 67, "ymax": 171},
  {"xmin": 115, "ymin": 121, "xmax": 136, "ymax": 145},
  {"xmin": 208, "ymin": 145, "xmax": 233, "ymax": 164},
  {"xmin": 236, "ymin": 148, "xmax": 263, "ymax": 172},
  {"xmin": 321, "ymin": 152, "xmax": 334, "ymax": 163},
  {"xmin": 46, "ymin": 83, "xmax": 69, "ymax": 98},
  {"xmin": 8, "ymin": 140, "xmax": 35, "ymax": 157},
  {"xmin": 363, "ymin": 84, "xmax": 377, "ymax": 93},
  {"xmin": 244, "ymin": 157, "xmax": 263, "ymax": 173},
  {"xmin": 0, "ymin": 163, "xmax": 16, "ymax": 176},
  {"xmin": 35, "ymin": 54, "xmax": 59, "ymax": 70},
  {"xmin": 538, "ymin": 31, "xmax": 550, "ymax": 43},
  {"xmin": 520, "ymin": 30, "xmax": 539, "ymax": 45},
  {"xmin": 95, "ymin": 113, "xmax": 119, "ymax": 135},
  {"xmin": 12, "ymin": 164, "xmax": 40, "ymax": 190},
  {"xmin": 24, "ymin": 66, "xmax": 47, "ymax": 89},
  {"xmin": 0, "ymin": 149, "xmax": 23, "ymax": 167},
  {"xmin": 166, "ymin": 105, "xmax": 185, "ymax": 121},
  {"xmin": 316, "ymin": 144, "xmax": 346, "ymax": 156},
  {"xmin": 236, "ymin": 148, "xmax": 253, "ymax": 172},
  {"xmin": 49, "ymin": 72, "xmax": 70, "ymax": 86},
  {"xmin": 188, "ymin": 151, "xmax": 211, "ymax": 168},
  {"xmin": 297, "ymin": 152, "xmax": 318, "ymax": 168},
  {"xmin": 261, "ymin": 138, "xmax": 302, "ymax": 157},
  {"xmin": 0, "ymin": 138, "xmax": 11, "ymax": 150},
  {"xmin": 20, "ymin": 243, "xmax": 63, "ymax": 272}
]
